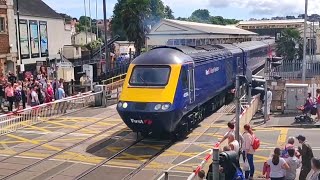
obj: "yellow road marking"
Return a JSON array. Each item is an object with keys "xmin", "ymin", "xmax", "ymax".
[
  {"xmin": 20, "ymin": 122, "xmax": 51, "ymax": 133},
  {"xmin": 277, "ymin": 128, "xmax": 288, "ymax": 147},
  {"xmin": 44, "ymin": 121, "xmax": 97, "ymax": 134}
]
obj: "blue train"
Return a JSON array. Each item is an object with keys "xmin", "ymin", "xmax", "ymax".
[{"xmin": 117, "ymin": 40, "xmax": 275, "ymax": 138}]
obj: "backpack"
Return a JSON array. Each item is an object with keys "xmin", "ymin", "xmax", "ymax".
[
  {"xmin": 252, "ymin": 134, "xmax": 260, "ymax": 150},
  {"xmin": 232, "ymin": 163, "xmax": 244, "ymax": 180}
]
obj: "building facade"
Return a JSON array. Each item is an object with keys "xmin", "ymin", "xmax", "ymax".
[
  {"xmin": 113, "ymin": 41, "xmax": 135, "ymax": 57},
  {"xmin": 0, "ymin": 0, "xmax": 17, "ymax": 74},
  {"xmin": 147, "ymin": 19, "xmax": 257, "ymax": 49},
  {"xmin": 72, "ymin": 32, "xmax": 97, "ymax": 46},
  {"xmin": 14, "ymin": 0, "xmax": 72, "ymax": 72},
  {"xmin": 237, "ymin": 19, "xmax": 304, "ymax": 40}
]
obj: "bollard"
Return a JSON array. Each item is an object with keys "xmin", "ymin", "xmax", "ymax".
[{"xmin": 211, "ymin": 148, "xmax": 219, "ymax": 180}]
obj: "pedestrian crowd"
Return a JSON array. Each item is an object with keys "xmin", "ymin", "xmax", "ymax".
[
  {"xmin": 0, "ymin": 71, "xmax": 66, "ymax": 113},
  {"xmin": 201, "ymin": 122, "xmax": 319, "ymax": 180}
]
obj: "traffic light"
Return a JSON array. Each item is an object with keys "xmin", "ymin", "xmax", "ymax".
[
  {"xmin": 251, "ymin": 78, "xmax": 266, "ymax": 96},
  {"xmin": 268, "ymin": 57, "xmax": 283, "ymax": 68}
]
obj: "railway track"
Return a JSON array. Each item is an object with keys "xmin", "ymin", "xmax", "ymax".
[{"xmin": 0, "ymin": 112, "xmax": 126, "ymax": 180}]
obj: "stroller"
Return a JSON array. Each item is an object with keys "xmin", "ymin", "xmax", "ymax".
[{"xmin": 294, "ymin": 100, "xmax": 317, "ymax": 123}]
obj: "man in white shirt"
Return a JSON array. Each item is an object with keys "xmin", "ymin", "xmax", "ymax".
[
  {"xmin": 264, "ymin": 87, "xmax": 272, "ymax": 121},
  {"xmin": 31, "ymin": 86, "xmax": 39, "ymax": 107}
]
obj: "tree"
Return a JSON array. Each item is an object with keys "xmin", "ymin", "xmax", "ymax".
[
  {"xmin": 276, "ymin": 29, "xmax": 303, "ymax": 61},
  {"xmin": 190, "ymin": 9, "xmax": 210, "ymax": 22},
  {"xmin": 148, "ymin": 0, "xmax": 165, "ymax": 25},
  {"xmin": 121, "ymin": 0, "xmax": 151, "ymax": 56},
  {"xmin": 111, "ymin": 0, "xmax": 128, "ymax": 40},
  {"xmin": 164, "ymin": 5, "xmax": 174, "ymax": 19}
]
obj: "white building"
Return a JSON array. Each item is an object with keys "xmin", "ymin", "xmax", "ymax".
[
  {"xmin": 14, "ymin": 0, "xmax": 72, "ymax": 67},
  {"xmin": 113, "ymin": 41, "xmax": 135, "ymax": 57},
  {"xmin": 72, "ymin": 32, "xmax": 97, "ymax": 46},
  {"xmin": 146, "ymin": 19, "xmax": 257, "ymax": 49}
]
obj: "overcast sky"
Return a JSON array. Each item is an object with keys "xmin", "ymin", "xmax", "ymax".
[{"xmin": 42, "ymin": 0, "xmax": 320, "ymax": 20}]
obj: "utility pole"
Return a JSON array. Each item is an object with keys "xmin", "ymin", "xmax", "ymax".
[
  {"xmin": 16, "ymin": 0, "xmax": 22, "ymax": 65},
  {"xmin": 103, "ymin": 0, "xmax": 109, "ymax": 73},
  {"xmin": 84, "ymin": 0, "xmax": 88, "ymax": 44},
  {"xmin": 89, "ymin": 0, "xmax": 93, "ymax": 41},
  {"xmin": 302, "ymin": 0, "xmax": 308, "ymax": 83}
]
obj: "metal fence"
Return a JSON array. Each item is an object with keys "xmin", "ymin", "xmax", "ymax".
[
  {"xmin": 272, "ymin": 60, "xmax": 320, "ymax": 80},
  {"xmin": 0, "ymin": 85, "xmax": 123, "ymax": 135}
]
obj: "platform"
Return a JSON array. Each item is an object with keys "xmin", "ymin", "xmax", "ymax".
[{"xmin": 0, "ymin": 105, "xmax": 319, "ymax": 180}]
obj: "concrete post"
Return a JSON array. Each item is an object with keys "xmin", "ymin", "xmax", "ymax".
[
  {"xmin": 248, "ymin": 83, "xmax": 252, "ymax": 105},
  {"xmin": 235, "ymin": 75, "xmax": 240, "ymax": 142},
  {"xmin": 211, "ymin": 148, "xmax": 220, "ymax": 180}
]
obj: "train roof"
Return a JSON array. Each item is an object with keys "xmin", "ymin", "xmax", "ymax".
[
  {"xmin": 132, "ymin": 40, "xmax": 276, "ymax": 65},
  {"xmin": 131, "ymin": 47, "xmax": 193, "ymax": 65}
]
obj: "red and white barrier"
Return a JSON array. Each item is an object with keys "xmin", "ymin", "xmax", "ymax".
[{"xmin": 187, "ymin": 149, "xmax": 213, "ymax": 180}]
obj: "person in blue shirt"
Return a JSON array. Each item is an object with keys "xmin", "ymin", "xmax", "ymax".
[{"xmin": 57, "ymin": 86, "xmax": 65, "ymax": 100}]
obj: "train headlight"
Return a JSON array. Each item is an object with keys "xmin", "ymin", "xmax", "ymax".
[
  {"xmin": 162, "ymin": 104, "xmax": 171, "ymax": 110},
  {"xmin": 154, "ymin": 104, "xmax": 162, "ymax": 111},
  {"xmin": 122, "ymin": 102, "xmax": 128, "ymax": 109},
  {"xmin": 118, "ymin": 102, "xmax": 123, "ymax": 108}
]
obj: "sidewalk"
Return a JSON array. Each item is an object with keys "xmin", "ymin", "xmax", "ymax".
[{"xmin": 250, "ymin": 111, "xmax": 320, "ymax": 128}]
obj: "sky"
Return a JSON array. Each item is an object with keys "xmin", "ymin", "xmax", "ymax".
[{"xmin": 42, "ymin": 0, "xmax": 320, "ymax": 20}]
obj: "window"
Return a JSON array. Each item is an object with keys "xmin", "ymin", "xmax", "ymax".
[
  {"xmin": 180, "ymin": 68, "xmax": 188, "ymax": 89},
  {"xmin": 129, "ymin": 66, "xmax": 171, "ymax": 86},
  {"xmin": 0, "ymin": 17, "xmax": 5, "ymax": 33}
]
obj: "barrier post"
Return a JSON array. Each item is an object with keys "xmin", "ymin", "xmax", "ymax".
[
  {"xmin": 102, "ymin": 86, "xmax": 107, "ymax": 107},
  {"xmin": 164, "ymin": 171, "xmax": 169, "ymax": 180},
  {"xmin": 211, "ymin": 148, "xmax": 219, "ymax": 180}
]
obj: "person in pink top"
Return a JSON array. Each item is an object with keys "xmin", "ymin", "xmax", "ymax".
[
  {"xmin": 242, "ymin": 124, "xmax": 255, "ymax": 180},
  {"xmin": 5, "ymin": 83, "xmax": 14, "ymax": 112},
  {"xmin": 45, "ymin": 83, "xmax": 54, "ymax": 103}
]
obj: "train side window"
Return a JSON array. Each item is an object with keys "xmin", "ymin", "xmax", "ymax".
[{"xmin": 181, "ymin": 69, "xmax": 188, "ymax": 89}]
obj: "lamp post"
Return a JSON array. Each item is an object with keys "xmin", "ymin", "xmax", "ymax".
[{"xmin": 302, "ymin": 0, "xmax": 308, "ymax": 83}]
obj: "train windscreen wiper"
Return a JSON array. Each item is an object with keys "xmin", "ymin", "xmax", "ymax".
[{"xmin": 139, "ymin": 75, "xmax": 148, "ymax": 86}]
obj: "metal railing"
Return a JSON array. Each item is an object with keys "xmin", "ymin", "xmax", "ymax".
[
  {"xmin": 157, "ymin": 149, "xmax": 215, "ymax": 180},
  {"xmin": 0, "ymin": 86, "xmax": 124, "ymax": 135},
  {"xmin": 272, "ymin": 60, "xmax": 320, "ymax": 80}
]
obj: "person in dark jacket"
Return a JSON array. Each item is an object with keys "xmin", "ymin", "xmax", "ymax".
[
  {"xmin": 8, "ymin": 72, "xmax": 17, "ymax": 85},
  {"xmin": 296, "ymin": 135, "xmax": 314, "ymax": 180}
]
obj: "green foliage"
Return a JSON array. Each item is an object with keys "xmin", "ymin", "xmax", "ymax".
[
  {"xmin": 164, "ymin": 5, "xmax": 174, "ymax": 19},
  {"xmin": 190, "ymin": 9, "xmax": 210, "ymax": 22},
  {"xmin": 121, "ymin": 0, "xmax": 151, "ymax": 56},
  {"xmin": 175, "ymin": 9, "xmax": 240, "ymax": 25},
  {"xmin": 111, "ymin": 0, "xmax": 128, "ymax": 40},
  {"xmin": 86, "ymin": 39, "xmax": 103, "ymax": 51},
  {"xmin": 276, "ymin": 29, "xmax": 303, "ymax": 61},
  {"xmin": 149, "ymin": 0, "xmax": 165, "ymax": 25}
]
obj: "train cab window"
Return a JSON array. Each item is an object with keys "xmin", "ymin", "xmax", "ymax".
[
  {"xmin": 129, "ymin": 66, "xmax": 171, "ymax": 86},
  {"xmin": 180, "ymin": 69, "xmax": 188, "ymax": 89}
]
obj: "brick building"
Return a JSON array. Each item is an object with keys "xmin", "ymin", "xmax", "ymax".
[{"xmin": 0, "ymin": 0, "xmax": 17, "ymax": 74}]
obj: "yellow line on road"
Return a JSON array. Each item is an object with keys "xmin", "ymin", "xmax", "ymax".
[
  {"xmin": 45, "ymin": 121, "xmax": 97, "ymax": 134},
  {"xmin": 276, "ymin": 128, "xmax": 288, "ymax": 147},
  {"xmin": 20, "ymin": 122, "xmax": 51, "ymax": 133}
]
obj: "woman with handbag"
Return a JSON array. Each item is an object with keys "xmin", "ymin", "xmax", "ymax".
[{"xmin": 242, "ymin": 124, "xmax": 255, "ymax": 180}]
